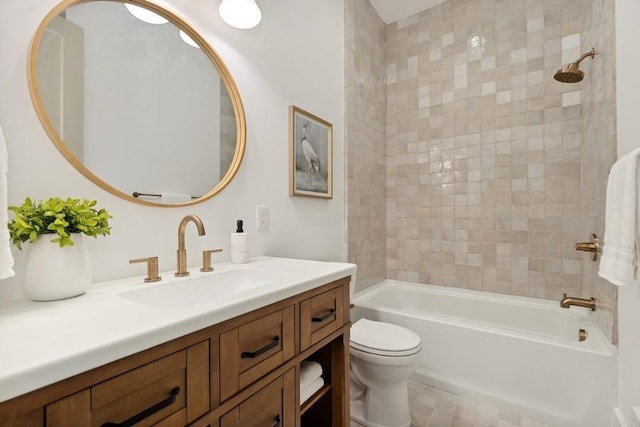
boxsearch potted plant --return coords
[7,197,112,301]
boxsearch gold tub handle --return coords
[575,234,600,261]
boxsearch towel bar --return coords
[132,192,199,199]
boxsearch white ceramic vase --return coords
[24,234,91,301]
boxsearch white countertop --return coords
[0,256,357,403]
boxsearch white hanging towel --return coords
[0,126,15,279]
[160,192,191,204]
[598,148,640,286]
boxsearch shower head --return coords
[554,62,585,83]
[553,48,597,83]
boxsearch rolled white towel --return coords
[160,192,192,204]
[300,360,323,390]
[300,376,324,404]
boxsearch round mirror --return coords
[28,0,246,206]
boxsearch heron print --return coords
[289,106,332,198]
[301,123,320,186]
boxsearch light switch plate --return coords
[257,205,269,231]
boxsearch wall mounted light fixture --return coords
[219,0,262,29]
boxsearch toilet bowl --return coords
[349,318,422,427]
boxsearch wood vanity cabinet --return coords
[0,276,351,427]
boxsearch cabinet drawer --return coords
[220,368,295,427]
[0,408,43,427]
[219,306,295,401]
[91,351,187,426]
[80,340,208,427]
[300,287,344,351]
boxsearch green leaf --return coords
[7,197,112,249]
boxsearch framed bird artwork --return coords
[289,105,333,199]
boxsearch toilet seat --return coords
[350,318,421,357]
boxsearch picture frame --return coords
[289,105,333,199]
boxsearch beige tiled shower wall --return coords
[345,0,387,292]
[385,0,589,299]
[581,0,617,343]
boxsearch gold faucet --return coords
[129,256,162,282]
[560,293,596,311]
[176,214,206,277]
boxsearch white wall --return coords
[615,0,640,425]
[0,0,345,298]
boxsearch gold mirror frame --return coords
[28,0,246,207]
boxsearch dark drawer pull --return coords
[241,335,280,359]
[311,308,336,323]
[273,414,281,427]
[101,386,180,427]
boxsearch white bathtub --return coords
[351,280,617,427]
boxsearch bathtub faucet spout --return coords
[560,293,596,311]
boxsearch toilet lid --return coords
[350,318,421,355]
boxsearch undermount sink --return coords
[119,268,294,309]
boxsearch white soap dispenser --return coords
[230,220,249,264]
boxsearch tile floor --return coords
[351,376,555,427]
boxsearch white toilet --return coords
[349,318,422,427]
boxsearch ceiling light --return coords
[179,30,200,48]
[124,3,168,25]
[218,0,262,29]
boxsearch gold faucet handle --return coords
[575,234,600,261]
[129,256,162,282]
[201,249,223,272]
[575,242,598,252]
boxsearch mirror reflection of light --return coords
[218,0,262,29]
[124,3,168,25]
[467,33,487,56]
[179,30,200,49]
